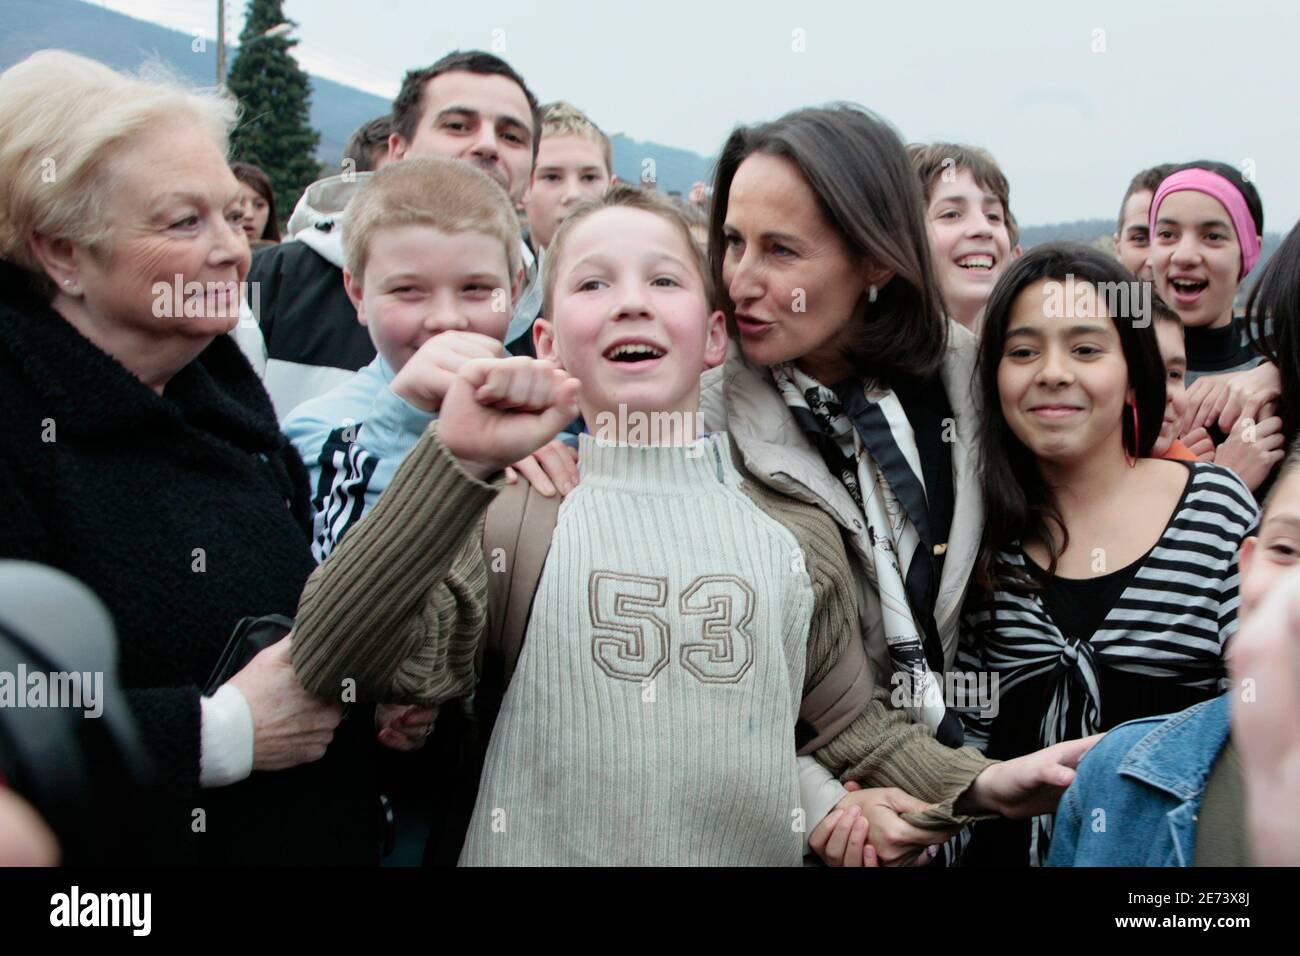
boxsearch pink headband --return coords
[1149,169,1261,281]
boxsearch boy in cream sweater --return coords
[290,185,1094,866]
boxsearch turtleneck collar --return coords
[1184,318,1239,365]
[577,432,738,493]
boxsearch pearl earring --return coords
[868,284,878,304]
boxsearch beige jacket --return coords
[700,319,985,687]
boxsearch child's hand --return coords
[1181,363,1281,435]
[1181,425,1217,461]
[960,735,1102,819]
[375,702,438,752]
[439,357,581,479]
[505,440,580,497]
[808,802,878,867]
[820,782,954,866]
[1229,565,1300,865]
[1211,415,1286,492]
[389,331,506,413]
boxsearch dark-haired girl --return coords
[231,161,280,246]
[953,243,1259,865]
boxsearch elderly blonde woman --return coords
[0,51,383,864]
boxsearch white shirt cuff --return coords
[798,755,848,856]
[199,684,255,788]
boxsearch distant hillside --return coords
[0,0,387,165]
[1019,219,1116,249]
[611,136,715,197]
[0,0,715,194]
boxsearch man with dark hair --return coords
[387,50,540,175]
[342,115,392,175]
[250,50,540,417]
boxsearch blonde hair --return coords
[343,156,521,283]
[0,50,237,296]
[538,101,612,175]
[542,183,714,319]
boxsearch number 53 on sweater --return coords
[588,571,755,685]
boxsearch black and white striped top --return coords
[951,461,1259,865]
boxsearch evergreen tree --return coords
[226,0,321,219]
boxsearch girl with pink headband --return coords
[1149,165,1263,285]
[1149,160,1283,495]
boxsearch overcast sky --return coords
[94,0,1300,231]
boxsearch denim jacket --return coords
[1047,694,1230,867]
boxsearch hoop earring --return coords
[868,284,878,304]
[1125,401,1140,467]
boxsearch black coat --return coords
[250,239,375,373]
[0,266,379,864]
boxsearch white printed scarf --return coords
[772,363,960,744]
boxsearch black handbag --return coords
[200,613,396,857]
[202,613,295,697]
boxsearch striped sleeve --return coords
[1094,464,1258,684]
[307,386,437,562]
[953,613,995,753]
[1202,466,1260,648]
[308,422,377,563]
[290,424,497,705]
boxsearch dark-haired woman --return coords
[953,243,1259,865]
[701,104,1060,865]
[231,161,280,247]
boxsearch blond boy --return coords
[507,101,612,355]
[282,157,524,563]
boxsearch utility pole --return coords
[216,0,226,86]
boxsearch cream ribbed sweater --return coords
[461,434,810,865]
[291,425,994,865]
